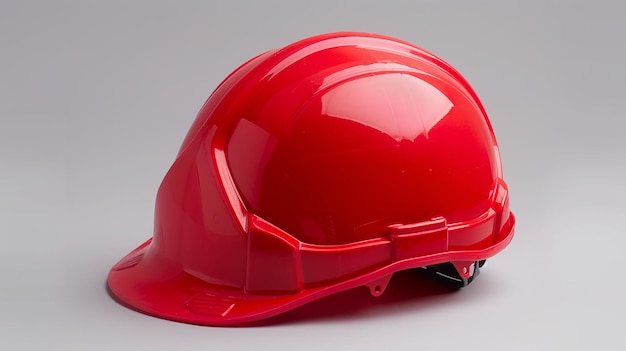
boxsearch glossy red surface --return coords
[108,32,515,326]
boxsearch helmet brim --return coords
[107,214,514,326]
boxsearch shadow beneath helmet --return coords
[251,268,463,327]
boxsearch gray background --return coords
[1,1,624,349]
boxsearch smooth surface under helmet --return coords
[107,32,515,326]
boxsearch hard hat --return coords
[107,32,515,326]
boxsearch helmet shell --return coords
[107,32,515,326]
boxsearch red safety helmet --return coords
[108,32,515,326]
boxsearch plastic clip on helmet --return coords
[107,32,515,326]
